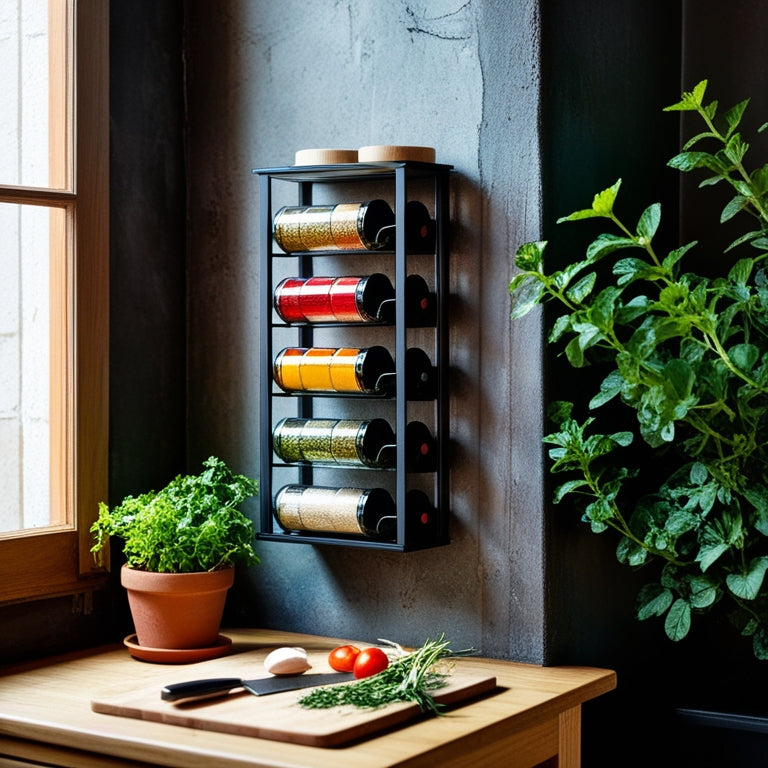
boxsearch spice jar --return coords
[273,485,396,538]
[273,346,395,395]
[272,417,395,468]
[273,200,394,253]
[274,273,394,324]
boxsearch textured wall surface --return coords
[184,0,547,664]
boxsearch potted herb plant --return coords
[91,455,259,651]
[509,80,768,661]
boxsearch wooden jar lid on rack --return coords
[294,148,358,165]
[293,146,437,165]
[358,145,436,163]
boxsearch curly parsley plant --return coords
[91,456,259,573]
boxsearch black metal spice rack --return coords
[253,161,451,551]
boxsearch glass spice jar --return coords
[273,485,396,538]
[273,199,394,253]
[273,345,395,395]
[272,417,395,468]
[273,273,394,324]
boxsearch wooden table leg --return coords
[557,705,582,767]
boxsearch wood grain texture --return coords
[91,653,497,747]
[0,629,616,768]
[293,148,358,165]
[357,145,436,163]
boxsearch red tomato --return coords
[353,647,389,679]
[328,644,360,673]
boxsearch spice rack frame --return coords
[253,160,452,551]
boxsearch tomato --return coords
[328,644,360,673]
[353,647,389,679]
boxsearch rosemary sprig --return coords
[298,634,475,714]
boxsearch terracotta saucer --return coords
[123,633,232,664]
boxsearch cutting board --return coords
[91,646,497,748]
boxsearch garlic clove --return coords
[263,646,312,676]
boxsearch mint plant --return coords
[91,456,259,573]
[509,81,768,659]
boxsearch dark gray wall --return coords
[183,0,547,664]
[109,2,187,500]
[538,1,686,761]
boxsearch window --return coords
[0,1,108,602]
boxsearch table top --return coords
[0,628,616,768]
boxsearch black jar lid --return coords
[357,487,396,538]
[356,273,395,322]
[357,418,396,467]
[355,345,395,394]
[358,199,395,249]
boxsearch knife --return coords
[161,672,354,702]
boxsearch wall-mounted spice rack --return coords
[252,160,451,551]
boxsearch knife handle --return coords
[161,677,244,702]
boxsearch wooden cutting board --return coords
[90,647,498,748]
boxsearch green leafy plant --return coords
[509,80,768,660]
[91,456,259,573]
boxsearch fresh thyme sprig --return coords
[298,634,475,714]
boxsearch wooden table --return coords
[0,629,615,768]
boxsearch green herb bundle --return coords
[509,80,768,659]
[90,456,259,573]
[299,635,473,714]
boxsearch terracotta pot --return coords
[120,564,234,650]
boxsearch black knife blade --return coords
[161,672,353,702]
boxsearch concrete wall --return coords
[183,0,547,664]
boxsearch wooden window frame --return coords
[0,0,109,604]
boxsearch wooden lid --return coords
[358,145,436,163]
[294,148,358,165]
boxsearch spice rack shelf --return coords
[253,160,451,551]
